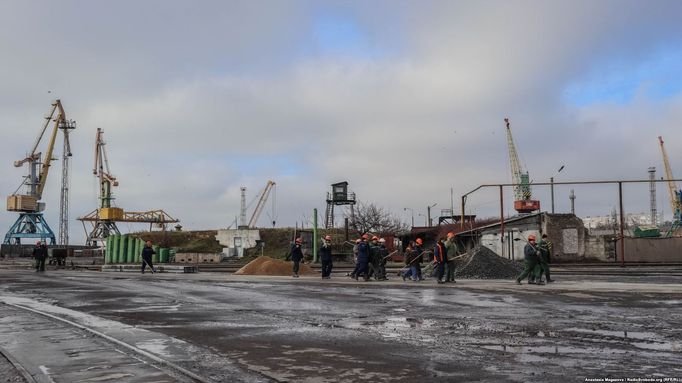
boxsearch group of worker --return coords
[515,233,554,285]
[401,232,459,283]
[349,234,389,281]
[287,231,464,283]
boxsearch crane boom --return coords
[505,118,539,213]
[36,100,66,200]
[659,136,681,221]
[248,180,276,228]
[505,118,525,199]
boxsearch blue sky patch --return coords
[564,47,682,107]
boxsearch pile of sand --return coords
[453,246,524,279]
[234,256,317,276]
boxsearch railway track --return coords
[0,298,216,383]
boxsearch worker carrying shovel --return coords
[141,240,157,274]
[515,234,543,285]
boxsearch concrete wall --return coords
[584,234,616,261]
[542,214,587,262]
[215,229,260,258]
[622,237,682,263]
[481,230,540,261]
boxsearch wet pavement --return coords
[0,269,681,382]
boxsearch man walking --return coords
[33,241,47,272]
[141,240,157,274]
[433,239,447,284]
[537,234,554,283]
[352,234,370,281]
[320,235,333,279]
[413,238,424,281]
[291,237,304,278]
[443,232,458,283]
[377,238,388,280]
[516,234,543,285]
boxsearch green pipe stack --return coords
[104,234,172,265]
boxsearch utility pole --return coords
[427,203,437,227]
[648,167,657,225]
[569,189,576,215]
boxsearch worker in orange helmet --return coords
[320,235,333,279]
[443,232,458,283]
[515,234,543,285]
[352,234,370,281]
[413,238,424,281]
[291,237,304,278]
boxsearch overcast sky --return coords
[1,0,682,243]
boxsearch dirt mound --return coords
[234,256,317,276]
[453,246,524,279]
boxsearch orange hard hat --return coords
[447,232,455,238]
[416,238,423,245]
[528,234,536,241]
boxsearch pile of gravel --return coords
[453,246,524,279]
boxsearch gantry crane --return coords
[78,128,179,246]
[505,118,540,214]
[237,181,277,229]
[4,100,74,245]
[658,136,681,235]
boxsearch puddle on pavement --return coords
[563,328,680,352]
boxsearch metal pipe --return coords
[619,182,625,267]
[313,208,318,263]
[550,176,555,213]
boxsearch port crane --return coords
[4,100,74,245]
[237,181,277,229]
[82,128,122,245]
[78,128,179,246]
[505,118,540,214]
[658,136,681,235]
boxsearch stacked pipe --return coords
[105,234,172,265]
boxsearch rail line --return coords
[2,300,214,383]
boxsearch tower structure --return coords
[324,182,356,229]
[58,119,75,245]
[648,167,657,226]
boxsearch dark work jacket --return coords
[413,245,423,265]
[524,243,538,261]
[319,244,332,262]
[33,246,47,258]
[357,242,369,261]
[291,244,303,262]
[378,245,388,263]
[141,246,155,260]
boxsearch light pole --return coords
[418,213,427,227]
[403,207,414,228]
[551,165,565,214]
[427,203,437,227]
